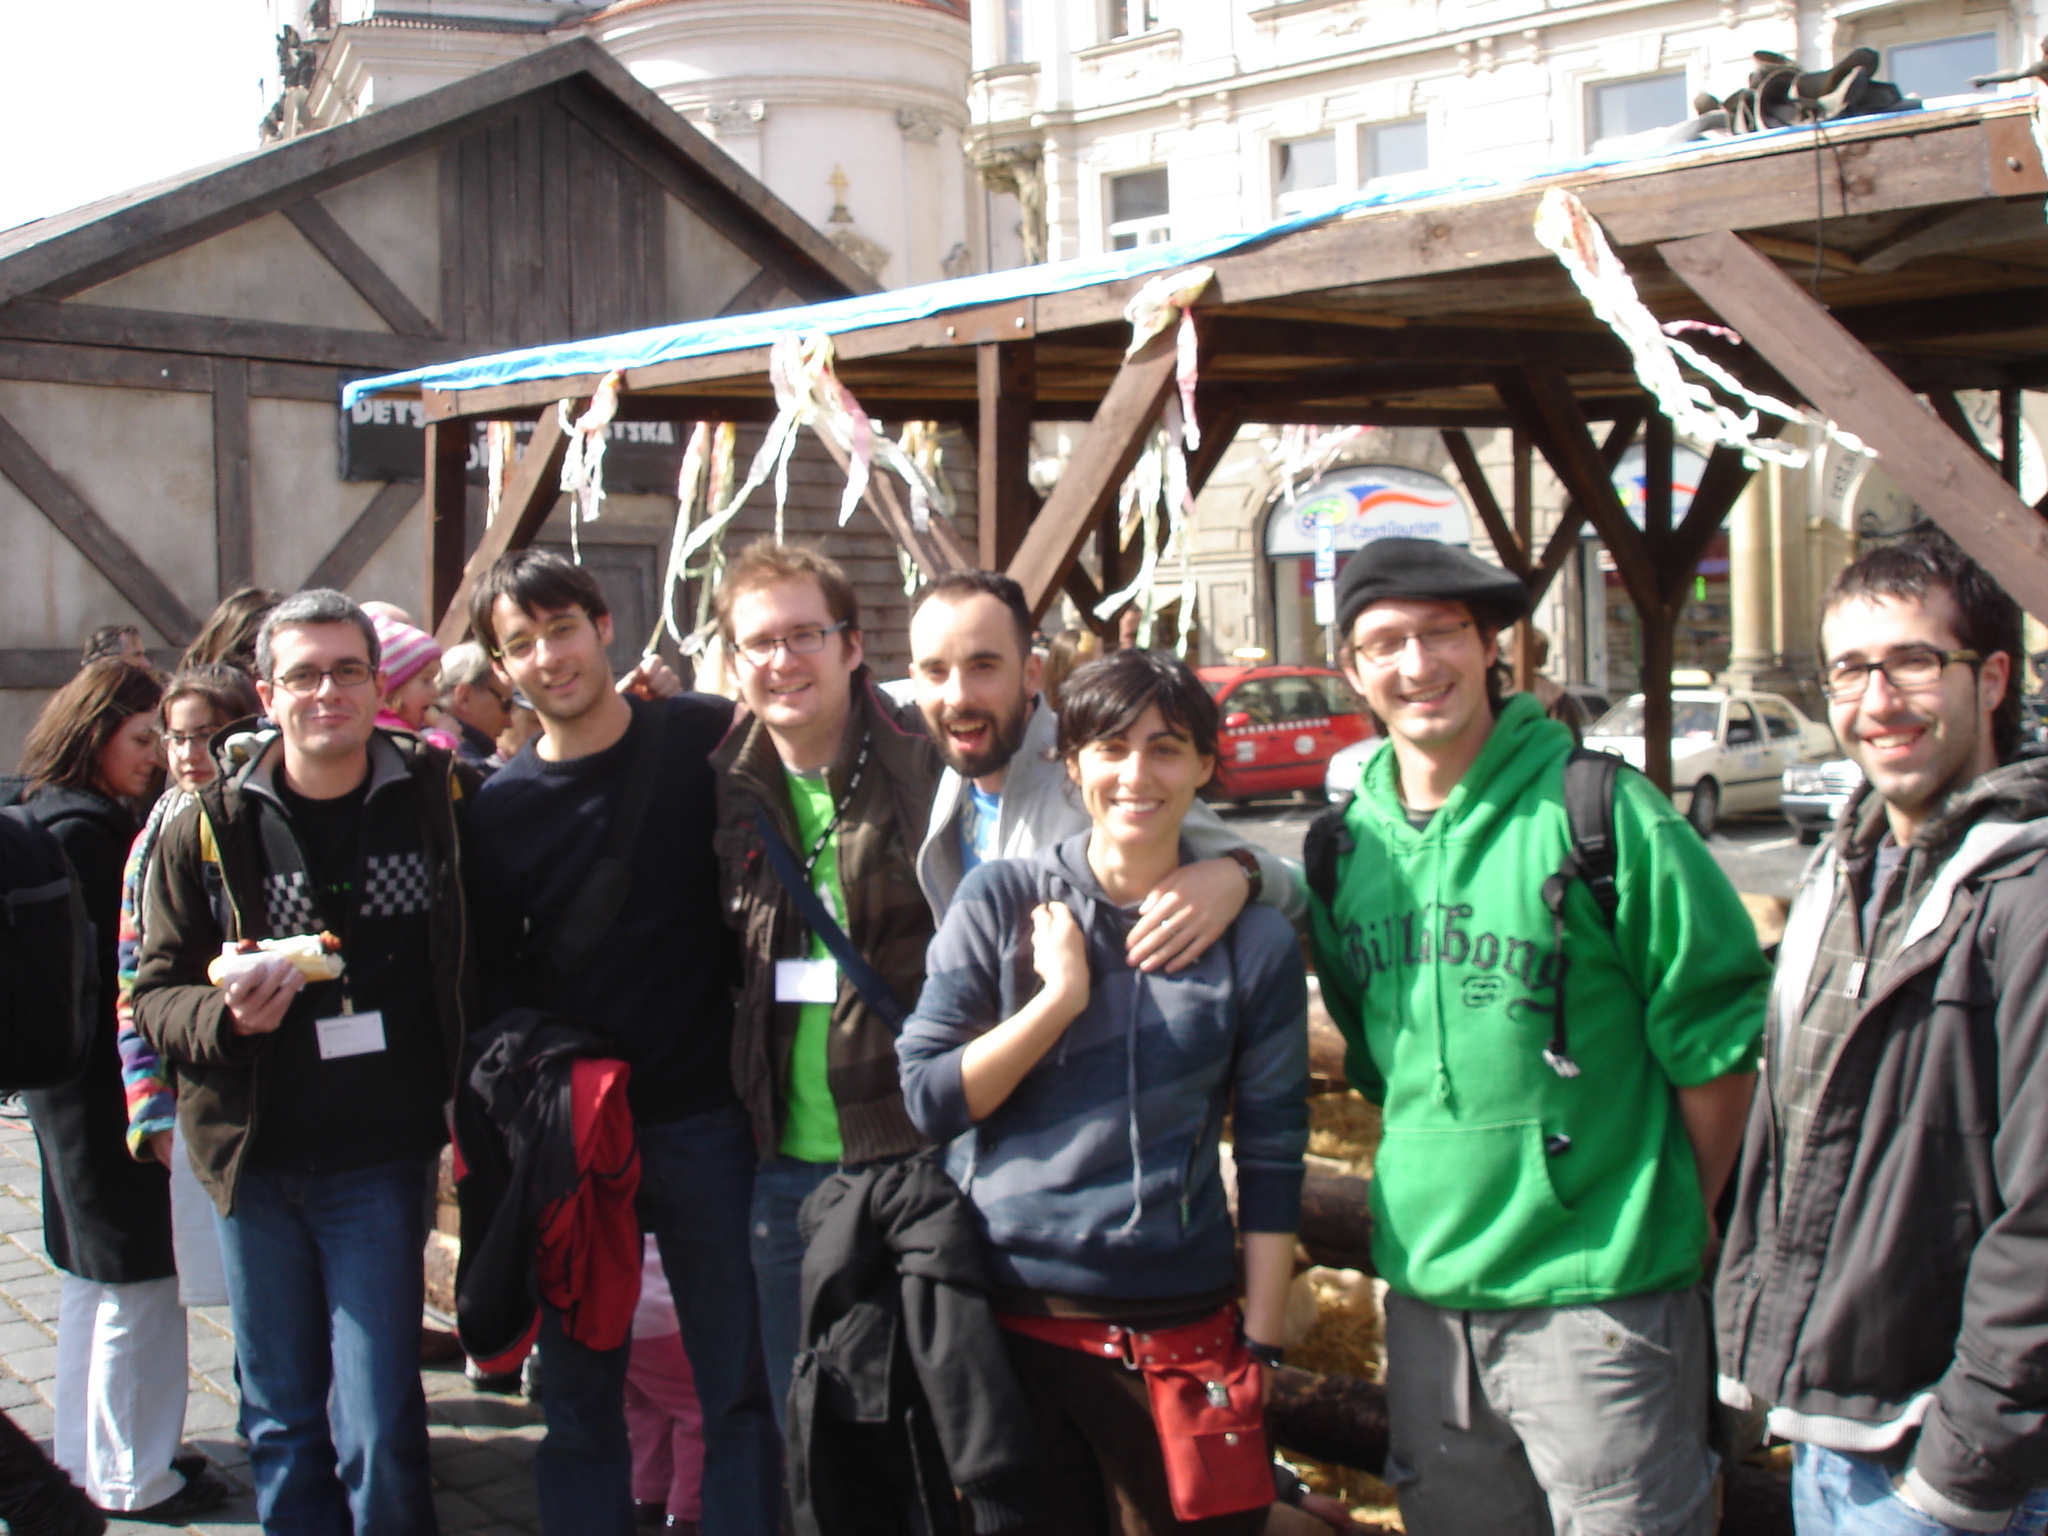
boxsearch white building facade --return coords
[970,0,2029,685]
[265,0,979,291]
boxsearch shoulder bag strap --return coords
[752,810,907,1029]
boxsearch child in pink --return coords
[626,1236,705,1533]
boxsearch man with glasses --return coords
[708,538,939,1426]
[133,587,473,1536]
[1303,538,1766,1536]
[1717,532,2048,1536]
[462,550,781,1535]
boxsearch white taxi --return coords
[1585,688,1836,834]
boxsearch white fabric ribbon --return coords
[1533,188,1868,468]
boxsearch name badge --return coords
[775,959,839,1005]
[316,1011,387,1061]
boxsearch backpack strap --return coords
[1303,801,1354,910]
[1534,748,1625,1081]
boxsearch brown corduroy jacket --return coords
[711,670,938,1166]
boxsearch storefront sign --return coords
[1611,444,1708,526]
[1265,464,1470,555]
[339,398,685,494]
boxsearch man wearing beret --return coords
[1304,537,1768,1536]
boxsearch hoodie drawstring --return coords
[1116,974,1146,1233]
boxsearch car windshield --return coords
[1591,698,1721,740]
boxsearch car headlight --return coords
[1783,764,1823,793]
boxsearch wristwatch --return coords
[1243,1336,1286,1370]
[1224,846,1263,904]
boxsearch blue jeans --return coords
[215,1156,437,1536]
[1794,1445,2048,1535]
[534,1104,780,1536]
[748,1154,837,1434]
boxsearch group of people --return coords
[4,517,2042,1536]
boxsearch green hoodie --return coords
[1308,693,1766,1311]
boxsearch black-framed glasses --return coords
[1350,621,1474,668]
[271,660,376,695]
[163,729,213,750]
[1819,646,1980,702]
[733,621,848,667]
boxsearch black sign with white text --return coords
[339,398,685,494]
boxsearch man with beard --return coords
[908,572,1301,963]
[1717,533,2048,1534]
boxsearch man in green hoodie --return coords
[1305,537,1768,1536]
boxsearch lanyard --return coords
[799,732,870,880]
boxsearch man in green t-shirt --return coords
[709,538,940,1427]
[1305,538,1766,1536]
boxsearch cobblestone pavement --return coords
[0,1110,547,1535]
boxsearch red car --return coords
[1197,665,1372,802]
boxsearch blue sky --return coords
[0,0,270,233]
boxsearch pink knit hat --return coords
[370,612,442,692]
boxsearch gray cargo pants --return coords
[1383,1286,1718,1536]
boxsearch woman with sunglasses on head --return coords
[18,660,230,1522]
[114,668,261,1339]
[898,649,1310,1535]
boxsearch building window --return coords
[1004,0,1026,62]
[1108,168,1171,250]
[1887,33,1998,100]
[1362,118,1429,181]
[1587,72,1689,149]
[1108,0,1161,39]
[1274,135,1338,213]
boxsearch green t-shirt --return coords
[780,769,846,1163]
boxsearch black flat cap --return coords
[1333,537,1529,636]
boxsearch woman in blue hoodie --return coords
[898,649,1309,1534]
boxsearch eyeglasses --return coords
[163,730,212,750]
[733,621,848,667]
[1819,646,1980,702]
[496,615,588,664]
[1350,621,1475,668]
[270,660,376,695]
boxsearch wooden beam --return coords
[1928,390,2000,468]
[430,411,567,646]
[1836,286,2048,347]
[424,417,473,633]
[1666,442,1759,604]
[1006,329,1181,619]
[977,341,1038,571]
[1201,315,1626,374]
[1440,430,1530,579]
[0,300,459,372]
[0,407,199,644]
[2002,388,2024,489]
[0,338,343,403]
[715,268,790,318]
[0,650,85,689]
[1186,407,1243,499]
[1063,564,1107,632]
[1512,432,1537,692]
[1660,230,2048,622]
[812,428,972,583]
[212,358,253,595]
[282,198,439,339]
[305,481,422,593]
[1530,408,1646,598]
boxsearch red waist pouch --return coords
[997,1304,1272,1521]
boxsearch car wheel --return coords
[1797,825,1822,845]
[1687,778,1720,836]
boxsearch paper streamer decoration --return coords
[483,421,517,526]
[557,371,622,562]
[1533,188,1868,468]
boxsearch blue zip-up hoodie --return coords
[897,833,1309,1301]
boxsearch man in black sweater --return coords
[462,552,778,1536]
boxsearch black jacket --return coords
[1717,760,2048,1516]
[21,786,172,1283]
[789,1153,1037,1536]
[134,729,476,1211]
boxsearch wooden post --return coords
[432,408,570,646]
[1006,329,1181,619]
[976,342,1037,570]
[212,358,253,596]
[2001,388,2024,489]
[1640,601,1676,799]
[424,417,471,633]
[1658,230,2048,623]
[1512,432,1537,692]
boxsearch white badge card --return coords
[316,1011,387,1061]
[775,958,840,1005]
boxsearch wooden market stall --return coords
[351,91,2048,794]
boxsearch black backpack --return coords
[0,806,93,1091]
[1305,747,1627,1081]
